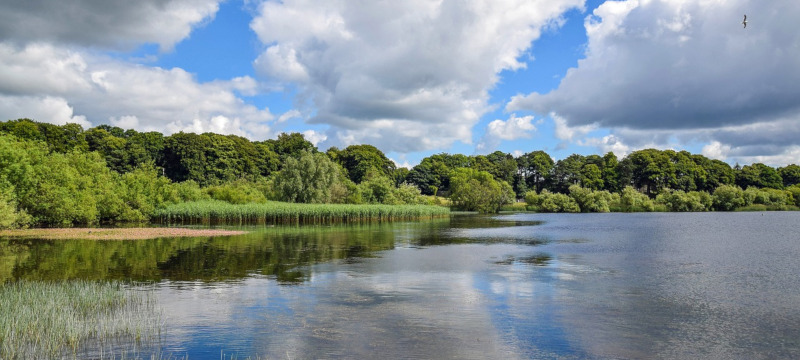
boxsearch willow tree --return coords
[272,150,341,203]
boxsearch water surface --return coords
[2,212,799,358]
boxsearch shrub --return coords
[568,185,618,213]
[204,179,267,204]
[526,190,579,213]
[712,184,745,211]
[611,186,655,212]
[655,190,712,212]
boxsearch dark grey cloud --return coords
[508,0,800,165]
[0,0,220,50]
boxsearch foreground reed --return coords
[154,200,450,224]
[0,280,163,359]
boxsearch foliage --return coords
[204,179,267,205]
[712,184,746,211]
[743,187,794,208]
[272,150,342,204]
[736,163,783,189]
[334,144,397,184]
[449,168,514,213]
[524,190,580,213]
[655,190,713,212]
[778,164,800,187]
[612,186,655,212]
[568,185,618,213]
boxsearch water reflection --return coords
[4,212,800,359]
[1,220,450,283]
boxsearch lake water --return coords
[3,212,800,359]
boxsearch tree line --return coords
[1,118,799,228]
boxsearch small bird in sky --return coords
[742,14,748,28]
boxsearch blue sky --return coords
[1,0,799,167]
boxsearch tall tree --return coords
[516,150,553,193]
[336,144,396,184]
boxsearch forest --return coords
[1,118,799,228]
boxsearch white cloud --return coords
[701,140,731,161]
[553,113,596,142]
[277,109,302,123]
[0,43,275,139]
[476,114,537,152]
[250,0,584,153]
[0,0,221,51]
[301,130,327,146]
[508,0,800,165]
[0,95,90,128]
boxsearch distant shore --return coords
[0,227,248,240]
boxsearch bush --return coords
[655,190,712,212]
[526,190,580,213]
[611,186,655,212]
[204,179,267,204]
[712,184,745,211]
[568,185,618,213]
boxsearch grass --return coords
[0,280,163,359]
[154,200,450,224]
[0,228,248,240]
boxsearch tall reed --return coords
[0,280,163,359]
[154,200,450,224]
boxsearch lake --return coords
[2,212,800,359]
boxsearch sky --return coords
[1,0,798,168]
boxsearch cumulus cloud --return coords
[508,0,800,165]
[0,0,221,51]
[477,114,537,152]
[0,43,275,138]
[0,95,90,128]
[250,0,584,153]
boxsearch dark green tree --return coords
[336,144,396,184]
[516,150,553,193]
[778,164,800,187]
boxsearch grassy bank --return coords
[0,280,162,359]
[154,200,450,224]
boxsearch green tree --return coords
[265,132,316,162]
[516,150,553,193]
[601,152,621,192]
[712,184,745,211]
[549,154,585,193]
[449,168,514,213]
[272,150,342,203]
[580,164,604,190]
[778,164,800,187]
[336,144,396,184]
[736,163,783,189]
[619,149,674,196]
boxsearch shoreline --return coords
[0,227,249,240]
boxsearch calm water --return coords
[3,212,800,359]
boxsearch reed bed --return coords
[0,280,163,359]
[154,200,450,224]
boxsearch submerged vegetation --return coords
[0,280,162,359]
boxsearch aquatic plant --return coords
[154,200,450,224]
[0,280,163,359]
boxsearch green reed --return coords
[154,200,450,224]
[0,280,163,359]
